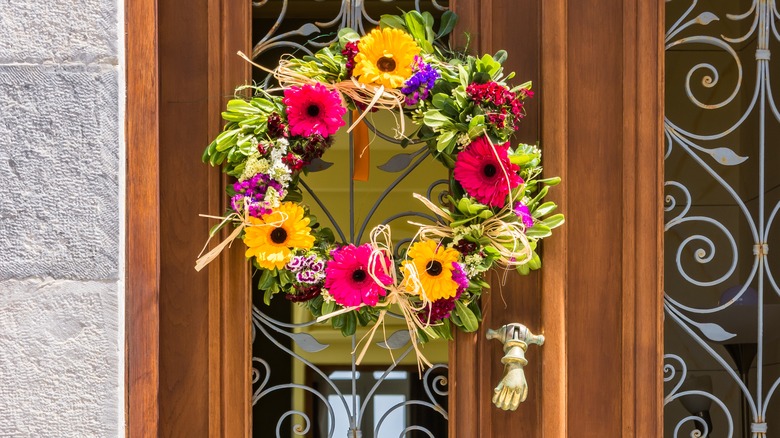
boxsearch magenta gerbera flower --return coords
[324,243,393,307]
[283,83,346,137]
[453,137,523,207]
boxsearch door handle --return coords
[486,323,544,411]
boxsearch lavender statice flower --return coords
[401,57,440,106]
[231,173,284,217]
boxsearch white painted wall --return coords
[0,1,124,436]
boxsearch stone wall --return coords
[0,1,123,436]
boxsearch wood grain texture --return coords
[450,1,543,437]
[158,0,211,435]
[565,1,624,435]
[622,0,665,435]
[448,3,484,436]
[207,0,253,436]
[449,0,664,436]
[540,0,568,436]
[125,0,161,435]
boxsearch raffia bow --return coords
[237,52,407,138]
[316,224,435,374]
[410,133,534,270]
[194,199,287,272]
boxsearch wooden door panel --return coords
[449,0,664,437]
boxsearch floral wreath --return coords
[197,10,563,369]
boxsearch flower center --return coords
[483,163,497,178]
[352,269,367,282]
[426,260,443,276]
[306,104,320,117]
[377,54,396,72]
[270,227,288,244]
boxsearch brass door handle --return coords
[486,323,544,411]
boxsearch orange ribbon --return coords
[351,109,370,181]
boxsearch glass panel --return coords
[249,2,451,437]
[664,1,780,437]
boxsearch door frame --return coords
[125,0,664,436]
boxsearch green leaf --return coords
[472,71,491,84]
[540,214,565,229]
[528,251,542,270]
[356,310,371,326]
[457,64,470,88]
[422,11,435,43]
[452,87,468,107]
[537,176,562,186]
[467,115,486,139]
[436,130,457,152]
[454,301,479,332]
[436,10,458,39]
[342,312,357,336]
[379,14,406,30]
[257,269,277,290]
[226,99,260,115]
[493,50,508,65]
[468,300,483,321]
[432,93,453,110]
[249,97,276,112]
[529,185,550,206]
[532,202,557,218]
[322,300,336,316]
[516,263,531,276]
[263,287,275,305]
[423,109,453,129]
[338,28,360,45]
[526,224,552,238]
[203,140,217,163]
[404,11,427,43]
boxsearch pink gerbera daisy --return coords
[324,243,393,307]
[453,137,523,207]
[283,83,346,137]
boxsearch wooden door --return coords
[448,0,665,436]
[125,0,665,436]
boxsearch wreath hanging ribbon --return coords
[197,10,564,369]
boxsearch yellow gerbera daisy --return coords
[353,28,420,89]
[402,240,460,301]
[244,202,314,270]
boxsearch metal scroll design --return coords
[250,2,450,436]
[253,0,448,59]
[664,1,780,436]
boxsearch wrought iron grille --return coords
[249,2,450,436]
[664,1,780,437]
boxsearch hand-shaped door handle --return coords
[486,323,544,411]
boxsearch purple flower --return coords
[287,255,306,271]
[231,173,284,217]
[401,57,440,106]
[288,253,327,285]
[451,262,469,293]
[513,202,534,228]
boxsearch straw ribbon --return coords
[315,224,435,373]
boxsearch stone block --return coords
[0,0,118,64]
[0,65,119,280]
[0,278,119,437]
